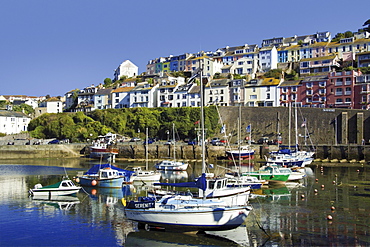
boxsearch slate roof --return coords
[278,80,302,87]
[301,75,328,82]
[0,110,30,118]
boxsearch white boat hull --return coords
[133,173,161,182]
[155,160,188,171]
[125,206,251,231]
[30,188,81,196]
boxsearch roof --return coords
[278,80,302,87]
[0,110,30,118]
[207,78,230,87]
[260,78,281,86]
[301,75,328,82]
[245,78,280,87]
[112,87,135,93]
[300,54,337,62]
[188,85,200,94]
[95,88,113,95]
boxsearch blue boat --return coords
[76,164,135,188]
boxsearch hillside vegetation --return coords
[27,107,220,142]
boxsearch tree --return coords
[13,103,35,115]
[104,78,112,87]
[264,69,283,79]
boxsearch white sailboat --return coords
[123,66,252,232]
[154,123,189,171]
[132,128,161,182]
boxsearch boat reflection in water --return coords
[30,195,80,211]
[159,170,188,182]
[125,226,246,246]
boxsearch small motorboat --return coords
[29,179,81,197]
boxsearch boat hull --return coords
[78,176,125,188]
[125,206,251,231]
[133,174,161,182]
[155,161,188,171]
[244,173,289,184]
[30,188,80,196]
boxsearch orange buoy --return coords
[75,177,80,183]
[327,215,333,220]
[91,189,97,195]
[331,206,335,211]
[321,185,325,188]
[91,180,97,186]
[314,189,318,193]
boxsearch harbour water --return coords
[0,158,369,246]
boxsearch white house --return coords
[112,87,134,109]
[36,98,63,116]
[114,60,139,81]
[204,78,230,106]
[94,88,113,110]
[258,46,278,72]
[130,82,158,108]
[0,110,31,134]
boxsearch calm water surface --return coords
[0,159,369,246]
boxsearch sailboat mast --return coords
[294,100,298,151]
[146,127,148,170]
[200,64,206,174]
[288,102,291,149]
[172,123,176,162]
[238,105,241,170]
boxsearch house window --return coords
[335,78,343,86]
[345,78,352,85]
[345,87,351,95]
[336,88,343,95]
[336,98,343,104]
[250,95,257,99]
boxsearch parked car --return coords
[143,138,155,144]
[48,139,60,144]
[164,140,175,145]
[188,139,198,145]
[257,137,269,144]
[211,138,220,145]
[213,141,225,146]
[130,137,141,142]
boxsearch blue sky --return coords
[1,0,369,97]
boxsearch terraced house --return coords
[62,27,370,112]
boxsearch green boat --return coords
[241,164,290,184]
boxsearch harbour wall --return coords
[1,143,370,162]
[218,107,370,146]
